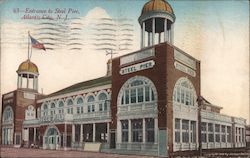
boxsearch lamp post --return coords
[197,95,203,157]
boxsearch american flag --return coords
[30,35,46,51]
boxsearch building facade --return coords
[1,0,247,157]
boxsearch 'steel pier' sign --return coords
[120,60,155,75]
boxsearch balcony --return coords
[117,102,157,118]
[73,111,111,121]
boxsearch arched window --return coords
[120,78,156,105]
[76,97,84,114]
[87,96,95,112]
[58,100,64,114]
[173,78,196,106]
[2,106,13,123]
[42,104,48,116]
[67,99,74,114]
[25,105,35,120]
[98,93,108,111]
[50,103,56,116]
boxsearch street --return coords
[0,147,154,158]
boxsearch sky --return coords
[0,0,249,123]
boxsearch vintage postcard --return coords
[0,0,249,157]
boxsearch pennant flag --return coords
[29,35,46,51]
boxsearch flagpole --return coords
[28,31,30,60]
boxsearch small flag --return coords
[29,35,46,51]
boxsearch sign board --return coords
[174,49,196,70]
[174,61,196,77]
[120,60,155,75]
[120,48,155,66]
[23,92,35,100]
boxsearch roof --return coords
[44,76,111,98]
[141,0,174,16]
[17,59,39,74]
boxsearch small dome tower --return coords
[17,59,39,91]
[138,0,175,48]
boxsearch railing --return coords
[73,111,111,120]
[118,102,157,115]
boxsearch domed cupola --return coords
[17,59,39,91]
[138,0,176,48]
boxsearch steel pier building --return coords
[1,0,246,157]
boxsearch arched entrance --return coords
[2,106,14,145]
[44,126,60,150]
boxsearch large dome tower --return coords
[16,59,39,91]
[138,0,175,48]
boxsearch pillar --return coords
[27,74,29,88]
[107,122,110,143]
[20,74,23,88]
[80,124,83,143]
[142,118,146,143]
[141,22,145,48]
[34,128,36,144]
[64,124,67,148]
[72,124,75,143]
[27,128,29,145]
[164,19,167,42]
[170,23,174,44]
[128,120,131,143]
[152,18,155,45]
[154,118,158,143]
[93,123,95,142]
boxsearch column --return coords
[158,33,161,44]
[20,74,23,88]
[17,75,20,88]
[164,18,167,42]
[141,22,145,48]
[72,124,75,144]
[64,124,67,148]
[80,124,83,144]
[180,120,182,143]
[27,128,29,145]
[170,23,174,44]
[93,123,96,142]
[148,32,150,47]
[152,18,155,45]
[154,118,158,143]
[107,122,110,143]
[34,128,36,144]
[128,120,131,143]
[27,74,29,88]
[117,121,121,143]
[142,118,146,143]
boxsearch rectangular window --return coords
[81,107,83,113]
[146,118,154,142]
[77,107,80,114]
[190,121,196,143]
[125,90,129,104]
[99,104,103,111]
[87,105,91,112]
[137,88,143,103]
[182,120,189,143]
[121,120,128,142]
[227,126,231,143]
[92,105,95,112]
[221,125,226,142]
[215,124,220,142]
[208,123,214,142]
[130,89,136,103]
[181,89,185,104]
[177,87,180,102]
[131,119,142,142]
[201,122,207,143]
[185,91,190,105]
[175,119,180,143]
[145,86,150,101]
